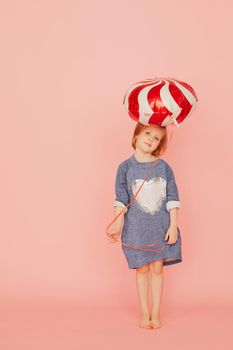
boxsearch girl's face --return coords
[135,125,164,154]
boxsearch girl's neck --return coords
[133,150,158,162]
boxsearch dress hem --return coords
[128,257,182,269]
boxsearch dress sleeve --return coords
[166,165,181,212]
[113,163,130,213]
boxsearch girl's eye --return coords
[146,131,159,141]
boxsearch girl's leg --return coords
[136,263,150,328]
[149,259,164,328]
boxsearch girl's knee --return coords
[136,263,150,273]
[149,259,163,274]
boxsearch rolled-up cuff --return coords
[113,200,128,213]
[166,200,180,212]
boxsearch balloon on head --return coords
[123,77,198,128]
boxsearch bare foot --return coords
[139,313,151,329]
[150,313,161,329]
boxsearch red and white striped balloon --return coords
[123,77,198,128]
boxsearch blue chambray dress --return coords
[113,154,182,269]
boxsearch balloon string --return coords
[165,120,176,150]
[106,158,166,252]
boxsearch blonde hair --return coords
[131,122,168,157]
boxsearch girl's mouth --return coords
[144,142,152,147]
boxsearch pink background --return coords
[0,0,232,348]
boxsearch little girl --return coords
[108,122,182,329]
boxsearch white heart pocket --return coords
[131,177,166,215]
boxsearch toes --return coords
[150,319,161,328]
[139,320,152,329]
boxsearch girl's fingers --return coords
[107,235,120,243]
[167,238,177,244]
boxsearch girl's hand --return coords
[164,225,178,244]
[107,230,121,243]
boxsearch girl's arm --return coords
[168,207,179,228]
[166,164,181,212]
[113,206,125,232]
[113,163,130,232]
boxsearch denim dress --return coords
[113,154,182,269]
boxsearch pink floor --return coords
[0,301,232,349]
